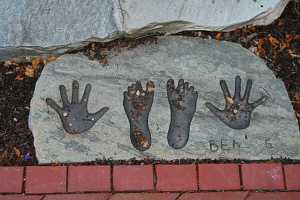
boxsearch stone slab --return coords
[0,0,290,61]
[0,0,117,47]
[120,0,290,32]
[29,36,300,163]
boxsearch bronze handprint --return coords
[205,76,268,129]
[46,80,109,134]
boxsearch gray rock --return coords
[0,0,290,61]
[29,36,300,163]
[0,0,117,47]
[119,0,290,32]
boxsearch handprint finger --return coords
[234,76,241,100]
[46,98,63,115]
[59,85,70,106]
[72,80,79,104]
[91,107,109,122]
[220,80,231,102]
[243,79,252,102]
[81,83,91,105]
[205,102,222,113]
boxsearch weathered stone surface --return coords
[29,36,300,163]
[119,0,290,32]
[0,0,117,47]
[0,0,290,61]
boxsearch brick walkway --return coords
[0,163,300,199]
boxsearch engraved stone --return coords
[29,36,300,163]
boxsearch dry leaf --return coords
[277,19,285,26]
[215,32,223,40]
[226,96,234,104]
[25,67,35,78]
[32,57,42,70]
[15,74,24,80]
[0,150,7,160]
[288,49,300,58]
[279,42,289,51]
[256,38,266,57]
[45,56,57,64]
[13,147,21,158]
[268,36,280,48]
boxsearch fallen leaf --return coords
[256,38,266,57]
[15,74,24,80]
[279,42,289,51]
[13,147,21,158]
[226,96,234,104]
[268,35,280,48]
[25,67,35,78]
[277,19,285,26]
[0,150,8,162]
[45,56,57,64]
[31,57,42,70]
[286,33,295,43]
[215,32,223,40]
[288,49,300,58]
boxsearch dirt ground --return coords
[0,2,299,166]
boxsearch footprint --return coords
[123,80,155,151]
[167,79,198,149]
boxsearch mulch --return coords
[0,1,299,166]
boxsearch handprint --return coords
[46,80,109,134]
[205,76,268,129]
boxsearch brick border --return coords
[0,163,300,195]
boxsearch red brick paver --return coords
[1,163,300,197]
[247,192,300,199]
[0,167,24,193]
[25,166,67,194]
[241,163,284,190]
[0,195,43,200]
[284,164,300,190]
[43,193,111,200]
[156,164,197,191]
[198,164,240,190]
[68,166,111,192]
[109,193,179,200]
[113,165,154,191]
[178,192,249,200]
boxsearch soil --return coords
[0,1,299,166]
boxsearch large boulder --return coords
[29,36,300,163]
[0,0,290,60]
